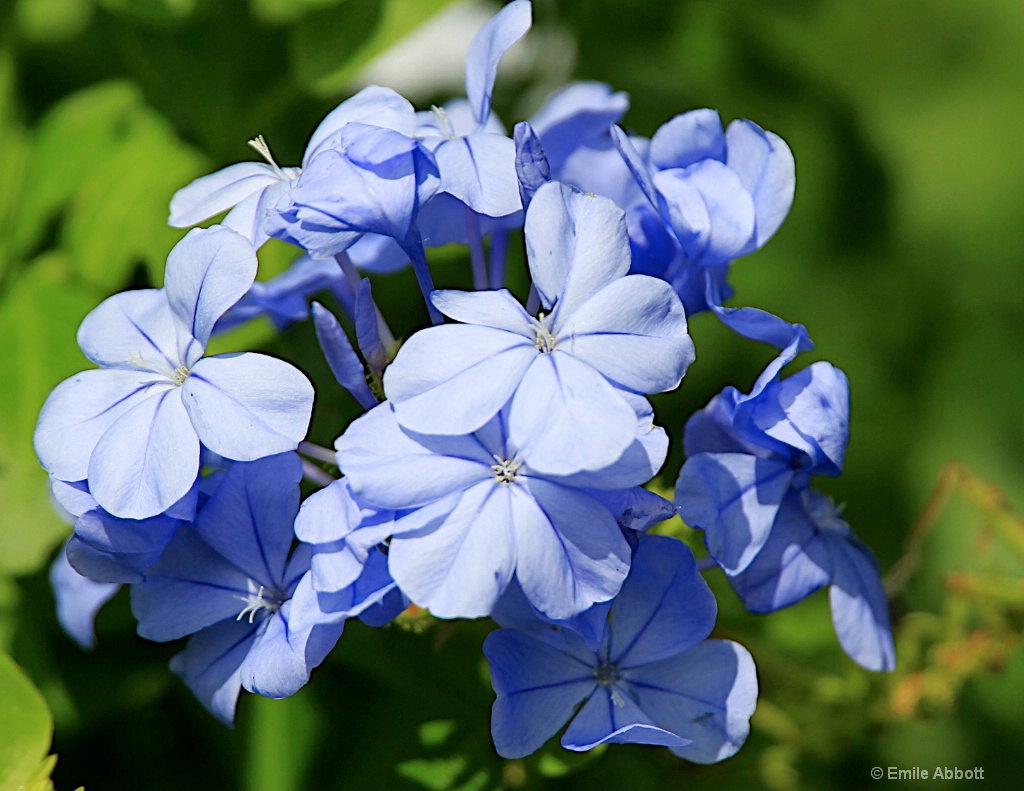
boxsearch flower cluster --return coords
[38,0,893,761]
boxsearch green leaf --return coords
[0,254,100,575]
[14,0,93,43]
[0,649,53,790]
[16,80,208,289]
[290,0,462,96]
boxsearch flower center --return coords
[491,454,522,485]
[531,313,556,354]
[430,105,458,140]
[172,365,190,386]
[235,584,287,624]
[593,660,621,687]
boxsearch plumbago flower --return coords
[610,109,795,319]
[674,337,895,671]
[168,84,416,264]
[384,181,694,477]
[334,391,668,620]
[131,452,396,724]
[414,0,532,245]
[484,534,757,760]
[33,226,314,520]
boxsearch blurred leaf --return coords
[291,0,462,96]
[0,254,99,575]
[14,0,93,43]
[0,50,32,286]
[0,648,53,790]
[16,81,207,289]
[250,0,345,25]
[96,0,199,25]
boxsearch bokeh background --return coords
[1,0,1022,788]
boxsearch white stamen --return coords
[234,585,285,624]
[431,105,457,139]
[530,312,556,353]
[491,454,522,485]
[172,365,189,386]
[248,134,284,177]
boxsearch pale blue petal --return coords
[492,580,611,656]
[240,574,346,698]
[354,279,386,371]
[484,627,595,759]
[304,85,417,165]
[387,481,515,618]
[50,545,120,649]
[654,161,755,264]
[164,226,258,361]
[433,133,521,218]
[561,687,690,751]
[826,534,895,672]
[464,0,532,126]
[674,453,794,574]
[589,487,677,532]
[649,109,726,170]
[509,352,637,476]
[223,176,298,250]
[513,121,550,209]
[168,162,282,228]
[748,362,849,475]
[34,370,167,483]
[77,289,180,377]
[49,477,96,518]
[608,535,716,667]
[131,527,252,641]
[169,619,257,726]
[725,119,795,253]
[183,353,313,461]
[610,125,658,208]
[514,479,629,620]
[88,388,200,520]
[346,233,409,274]
[627,640,758,764]
[383,324,536,435]
[530,81,629,171]
[431,288,533,334]
[525,182,630,317]
[556,274,694,394]
[311,302,377,411]
[194,453,301,588]
[70,508,179,582]
[335,403,491,509]
[727,492,833,612]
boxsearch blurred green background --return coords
[1,0,1022,788]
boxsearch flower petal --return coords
[725,119,795,253]
[383,324,536,436]
[88,388,200,519]
[514,479,629,620]
[387,481,516,618]
[183,353,313,461]
[77,289,180,377]
[464,0,532,126]
[484,627,595,759]
[526,182,630,317]
[433,133,521,218]
[169,162,282,228]
[561,687,690,751]
[34,370,168,483]
[826,533,895,672]
[557,274,694,394]
[169,619,257,726]
[509,351,637,476]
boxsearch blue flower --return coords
[334,393,668,620]
[675,343,895,671]
[484,534,757,760]
[34,226,314,519]
[50,542,120,650]
[414,0,533,245]
[383,181,694,476]
[130,453,393,724]
[169,85,417,252]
